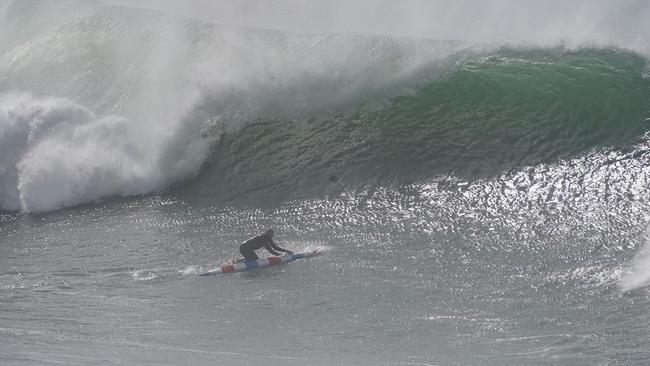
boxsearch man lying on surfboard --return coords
[238,229,293,262]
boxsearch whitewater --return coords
[1,0,650,364]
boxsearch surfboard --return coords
[199,249,322,276]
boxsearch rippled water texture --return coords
[2,139,650,364]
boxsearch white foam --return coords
[132,269,158,281]
[0,93,209,213]
[180,266,199,275]
[621,230,650,292]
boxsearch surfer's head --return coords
[265,228,275,237]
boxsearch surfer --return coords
[238,229,293,262]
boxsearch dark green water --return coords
[183,48,650,206]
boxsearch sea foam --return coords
[0,94,164,212]
[621,229,650,292]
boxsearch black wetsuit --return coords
[239,233,292,261]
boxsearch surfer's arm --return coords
[264,242,283,256]
[268,240,293,255]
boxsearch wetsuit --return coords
[239,233,292,261]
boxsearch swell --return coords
[2,0,650,213]
[179,47,650,206]
[0,0,466,212]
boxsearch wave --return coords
[1,0,650,212]
[0,0,465,212]
[181,47,650,206]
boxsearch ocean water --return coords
[1,1,650,365]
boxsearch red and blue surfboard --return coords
[199,249,322,276]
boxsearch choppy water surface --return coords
[2,153,650,365]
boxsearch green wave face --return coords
[363,48,650,177]
[184,48,650,206]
